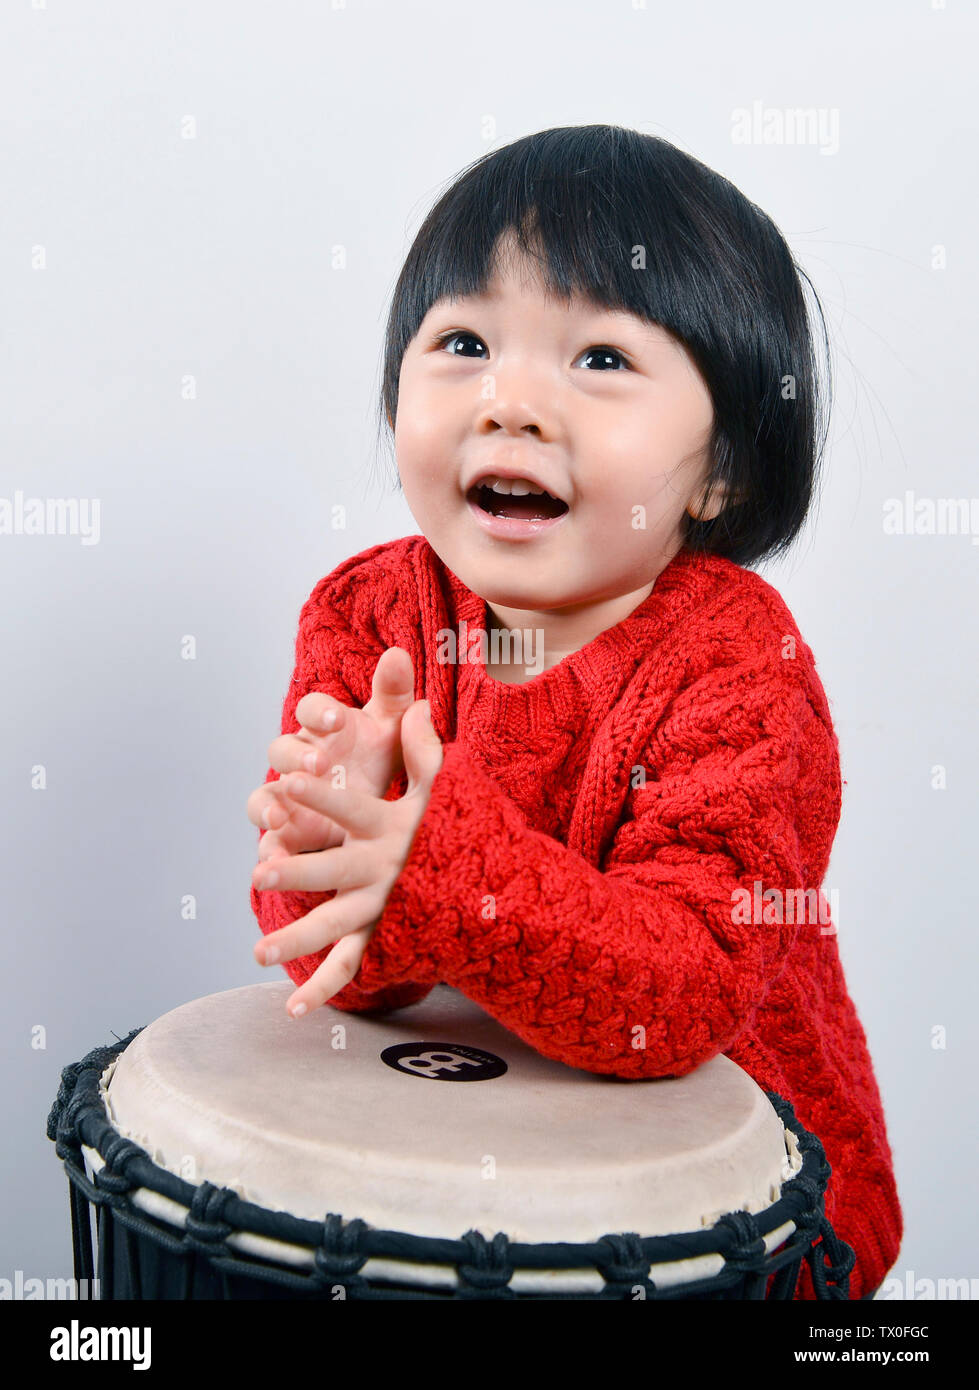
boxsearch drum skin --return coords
[49,983,853,1298]
[98,983,798,1242]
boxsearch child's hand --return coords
[245,647,417,862]
[252,698,444,1016]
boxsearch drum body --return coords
[47,982,854,1299]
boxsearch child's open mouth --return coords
[467,482,569,522]
[466,480,570,540]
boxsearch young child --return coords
[246,124,901,1300]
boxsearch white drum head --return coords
[87,982,802,1291]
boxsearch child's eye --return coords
[573,345,631,371]
[433,330,487,358]
[432,331,630,370]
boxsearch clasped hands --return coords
[245,648,443,1018]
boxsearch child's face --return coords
[394,235,721,621]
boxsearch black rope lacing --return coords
[47,1028,854,1300]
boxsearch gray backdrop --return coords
[2,0,975,1299]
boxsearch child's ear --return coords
[686,478,734,522]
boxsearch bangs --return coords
[383,124,733,389]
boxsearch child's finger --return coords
[254,838,382,895]
[279,772,383,838]
[256,889,378,970]
[284,922,374,1016]
[266,727,344,779]
[246,783,289,829]
[401,700,444,796]
[256,830,290,862]
[257,802,345,859]
[365,647,416,721]
[295,692,351,737]
[247,777,309,829]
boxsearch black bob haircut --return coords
[376,123,832,569]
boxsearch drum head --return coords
[95,982,800,1246]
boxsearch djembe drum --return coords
[47,982,854,1299]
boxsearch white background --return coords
[1,0,975,1296]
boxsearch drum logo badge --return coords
[380,1042,507,1081]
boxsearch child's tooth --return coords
[485,476,546,495]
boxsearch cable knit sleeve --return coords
[251,562,435,1015]
[352,658,835,1077]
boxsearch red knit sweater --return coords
[252,534,902,1300]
